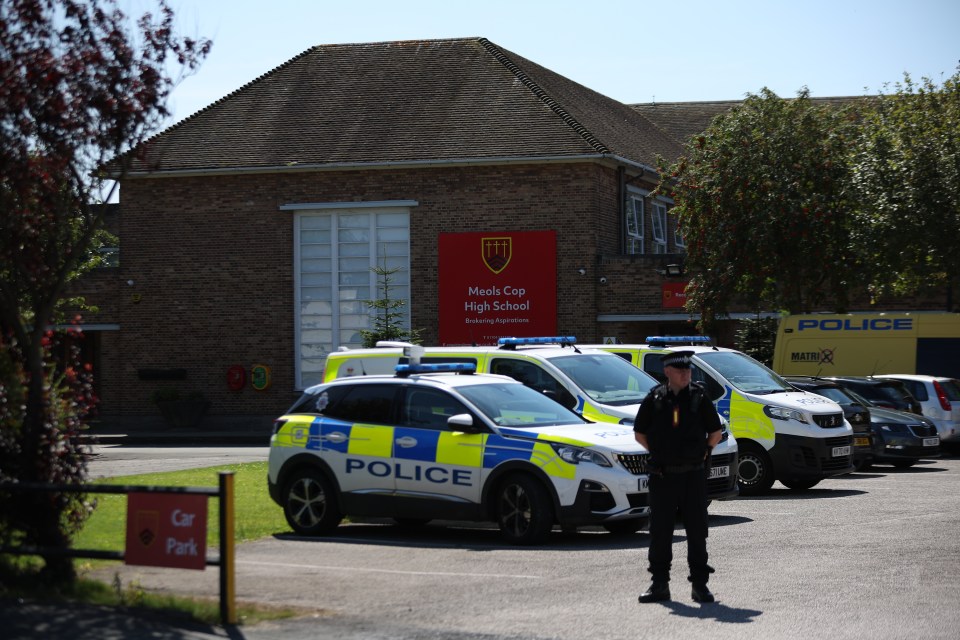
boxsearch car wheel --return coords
[779,477,820,491]
[892,460,916,469]
[283,467,342,536]
[495,473,554,545]
[603,517,648,535]
[853,459,871,472]
[736,441,776,496]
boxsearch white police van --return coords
[588,337,853,495]
[268,362,653,544]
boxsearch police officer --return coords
[634,350,722,604]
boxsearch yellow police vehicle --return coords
[268,362,653,544]
[321,337,739,502]
[587,337,853,495]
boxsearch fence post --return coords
[219,471,236,625]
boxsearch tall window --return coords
[626,196,644,255]
[294,206,411,388]
[651,202,668,253]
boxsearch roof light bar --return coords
[645,335,712,345]
[498,336,577,349]
[395,362,476,377]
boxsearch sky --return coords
[125,0,960,127]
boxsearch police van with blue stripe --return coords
[268,361,653,544]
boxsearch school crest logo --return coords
[482,237,512,274]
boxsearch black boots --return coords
[638,582,670,603]
[691,583,715,603]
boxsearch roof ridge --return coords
[477,37,610,155]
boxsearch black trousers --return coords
[647,468,712,585]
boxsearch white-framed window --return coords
[291,203,412,389]
[651,202,668,254]
[626,195,644,255]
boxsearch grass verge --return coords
[2,461,305,626]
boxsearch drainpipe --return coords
[617,166,626,255]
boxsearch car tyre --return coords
[283,467,342,536]
[779,477,820,491]
[736,441,775,496]
[495,473,554,545]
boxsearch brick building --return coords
[78,37,947,428]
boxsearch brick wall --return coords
[85,159,954,421]
[108,161,620,418]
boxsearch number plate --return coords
[638,475,649,491]
[709,465,730,479]
[923,437,939,447]
[854,436,870,447]
[832,445,851,457]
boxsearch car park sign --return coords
[125,492,208,570]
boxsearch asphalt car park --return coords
[82,451,960,640]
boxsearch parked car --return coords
[874,374,960,444]
[324,337,740,502]
[785,376,874,470]
[822,376,922,415]
[268,362,656,544]
[829,386,941,469]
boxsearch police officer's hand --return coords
[647,457,663,477]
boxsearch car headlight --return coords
[550,443,612,467]
[763,405,808,423]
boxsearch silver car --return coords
[875,374,960,443]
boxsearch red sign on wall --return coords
[439,231,557,345]
[125,493,208,570]
[662,281,689,309]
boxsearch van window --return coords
[490,358,576,410]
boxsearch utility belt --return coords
[662,462,704,474]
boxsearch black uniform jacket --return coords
[633,382,722,466]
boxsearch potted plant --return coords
[150,388,210,428]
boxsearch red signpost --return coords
[125,492,208,570]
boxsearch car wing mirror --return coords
[448,413,483,433]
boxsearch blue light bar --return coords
[645,336,712,345]
[395,362,476,376]
[498,336,577,346]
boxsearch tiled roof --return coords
[632,96,867,146]
[125,37,682,174]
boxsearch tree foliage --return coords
[849,68,960,303]
[360,259,422,348]
[0,0,209,583]
[656,88,858,334]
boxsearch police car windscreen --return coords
[697,352,794,394]
[457,383,587,427]
[548,353,658,406]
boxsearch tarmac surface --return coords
[6,419,960,639]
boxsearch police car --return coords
[267,362,653,545]
[321,337,739,501]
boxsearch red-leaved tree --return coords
[0,0,210,583]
